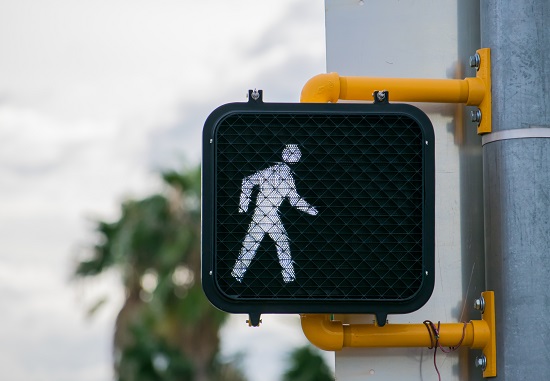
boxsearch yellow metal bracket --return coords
[474,48,492,134]
[480,291,497,377]
[300,48,492,134]
[300,291,496,377]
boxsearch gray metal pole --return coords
[481,1,550,379]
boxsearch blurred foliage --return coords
[75,165,245,381]
[75,165,334,381]
[282,346,334,381]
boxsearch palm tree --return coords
[75,166,245,381]
[282,345,334,381]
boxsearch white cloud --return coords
[0,104,160,213]
[0,262,122,381]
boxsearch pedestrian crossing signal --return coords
[202,90,435,324]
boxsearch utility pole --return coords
[481,1,550,379]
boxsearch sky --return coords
[0,1,329,380]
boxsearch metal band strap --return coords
[482,127,550,146]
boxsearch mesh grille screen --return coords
[213,112,424,302]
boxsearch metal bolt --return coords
[470,109,482,124]
[474,296,485,313]
[475,355,487,371]
[376,91,386,102]
[469,53,481,70]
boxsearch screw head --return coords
[473,296,485,313]
[376,91,386,102]
[475,355,487,371]
[469,53,481,70]
[470,109,482,124]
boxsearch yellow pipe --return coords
[344,320,489,349]
[300,314,344,351]
[300,72,341,103]
[301,314,490,351]
[300,73,485,106]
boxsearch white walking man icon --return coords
[231,144,318,283]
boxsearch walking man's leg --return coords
[270,225,295,283]
[232,223,264,282]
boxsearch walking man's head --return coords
[282,144,301,163]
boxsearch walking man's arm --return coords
[287,175,318,216]
[291,196,318,215]
[239,173,259,213]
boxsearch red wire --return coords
[423,320,467,381]
[433,345,441,381]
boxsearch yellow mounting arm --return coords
[300,292,496,378]
[299,49,495,376]
[301,48,491,134]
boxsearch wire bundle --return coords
[423,320,468,381]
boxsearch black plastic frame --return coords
[202,92,435,324]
